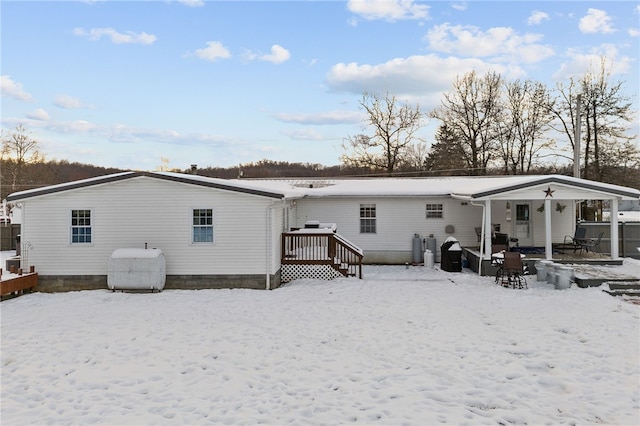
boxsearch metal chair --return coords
[500,251,527,289]
[563,226,587,252]
[581,231,604,254]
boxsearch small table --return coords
[491,251,525,264]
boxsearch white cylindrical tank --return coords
[424,249,434,269]
[555,265,574,290]
[108,248,166,291]
[535,260,553,282]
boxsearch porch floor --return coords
[463,247,639,288]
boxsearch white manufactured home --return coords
[5,172,639,291]
[6,172,290,291]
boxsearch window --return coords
[360,204,376,234]
[426,203,444,219]
[192,208,214,243]
[71,209,92,244]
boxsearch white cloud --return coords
[26,108,50,121]
[425,23,554,64]
[281,128,326,141]
[579,9,615,34]
[552,44,632,81]
[73,27,157,44]
[177,0,204,7]
[243,45,291,64]
[260,45,290,64]
[53,94,94,110]
[528,11,549,26]
[325,54,519,108]
[0,75,33,101]
[275,111,362,125]
[451,3,467,12]
[194,41,231,61]
[347,0,429,22]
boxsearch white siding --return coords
[294,197,483,261]
[20,177,282,276]
[294,196,578,262]
[491,199,576,245]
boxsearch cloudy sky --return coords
[1,1,638,171]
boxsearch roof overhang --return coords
[6,171,286,202]
[454,176,640,202]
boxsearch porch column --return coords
[544,198,552,260]
[484,200,492,260]
[611,199,619,258]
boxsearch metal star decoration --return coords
[543,186,555,198]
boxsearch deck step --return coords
[602,282,640,298]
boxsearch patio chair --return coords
[581,231,604,254]
[498,251,527,289]
[562,226,587,252]
[475,226,482,242]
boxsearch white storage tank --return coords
[107,248,166,291]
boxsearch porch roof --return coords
[245,174,639,201]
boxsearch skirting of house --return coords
[35,271,282,292]
[281,264,342,283]
[362,250,416,265]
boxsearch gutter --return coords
[265,200,287,290]
[266,202,274,290]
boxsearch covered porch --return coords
[450,175,640,276]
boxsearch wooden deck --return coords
[1,266,38,300]
[281,232,363,279]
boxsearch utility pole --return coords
[573,94,581,178]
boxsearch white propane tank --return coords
[424,249,435,269]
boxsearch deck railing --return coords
[281,232,363,278]
[1,266,38,298]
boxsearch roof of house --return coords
[243,174,640,200]
[5,171,288,202]
[6,172,639,203]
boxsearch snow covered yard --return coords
[1,263,639,425]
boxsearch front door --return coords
[513,202,533,246]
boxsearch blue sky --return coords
[2,1,639,171]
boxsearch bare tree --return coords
[430,71,503,175]
[551,57,637,181]
[495,79,556,174]
[341,91,426,175]
[581,58,636,181]
[400,141,430,172]
[1,124,44,193]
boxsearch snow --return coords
[1,253,639,425]
[603,210,640,222]
[109,248,164,259]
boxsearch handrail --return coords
[281,232,363,279]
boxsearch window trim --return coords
[70,209,93,245]
[191,207,215,244]
[359,203,377,234]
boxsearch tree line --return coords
[342,57,638,186]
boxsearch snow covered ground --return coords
[1,256,639,425]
